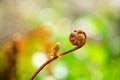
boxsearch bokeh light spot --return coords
[52,62,69,79]
[32,52,47,68]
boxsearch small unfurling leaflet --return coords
[49,42,61,58]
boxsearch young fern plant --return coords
[30,29,87,80]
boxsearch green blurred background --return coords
[0,0,120,80]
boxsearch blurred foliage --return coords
[0,0,120,80]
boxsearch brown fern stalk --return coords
[30,29,86,80]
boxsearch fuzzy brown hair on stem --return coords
[30,29,87,80]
